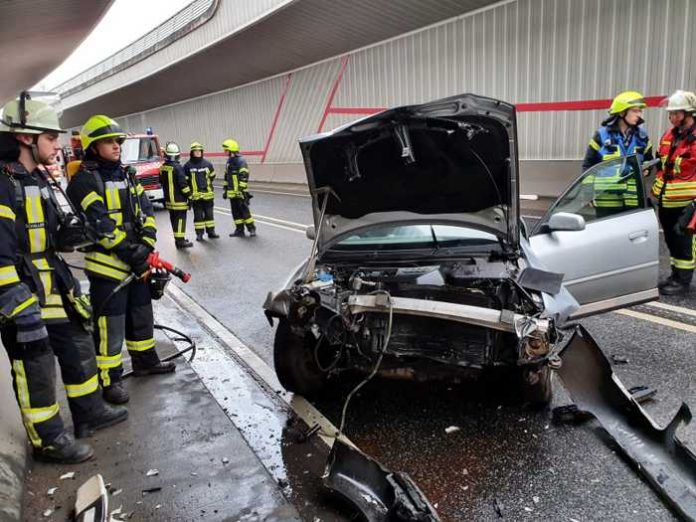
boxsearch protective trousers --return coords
[192,200,215,235]
[2,319,103,448]
[659,206,696,284]
[230,198,255,231]
[89,276,160,387]
[168,209,188,242]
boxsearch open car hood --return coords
[300,93,520,253]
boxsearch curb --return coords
[0,350,27,522]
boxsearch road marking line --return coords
[214,207,308,229]
[166,283,353,449]
[644,300,696,318]
[615,308,696,334]
[251,189,311,198]
[213,209,306,234]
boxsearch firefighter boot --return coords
[103,381,129,405]
[247,224,257,237]
[34,432,94,464]
[175,238,194,249]
[132,360,176,376]
[207,229,220,239]
[74,404,129,439]
[195,231,205,242]
[660,280,691,296]
[230,226,245,237]
[659,268,678,289]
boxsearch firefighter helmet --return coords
[80,115,126,150]
[0,94,65,135]
[164,141,181,161]
[608,91,646,115]
[190,141,204,151]
[663,90,696,112]
[222,139,240,153]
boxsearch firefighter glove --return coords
[68,292,92,321]
[129,243,152,277]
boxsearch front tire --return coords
[273,319,328,396]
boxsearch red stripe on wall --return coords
[317,56,350,133]
[207,151,264,157]
[326,95,666,117]
[262,73,293,164]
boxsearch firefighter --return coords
[160,142,193,249]
[0,95,128,463]
[67,115,175,405]
[653,90,696,295]
[183,142,218,240]
[222,139,256,237]
[581,91,653,217]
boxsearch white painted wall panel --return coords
[106,0,696,166]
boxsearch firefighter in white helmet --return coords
[653,90,696,295]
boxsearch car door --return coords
[527,154,659,318]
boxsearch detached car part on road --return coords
[265,93,660,406]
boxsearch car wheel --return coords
[273,319,328,396]
[518,366,552,407]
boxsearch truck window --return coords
[122,137,160,163]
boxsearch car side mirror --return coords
[306,225,316,240]
[547,212,586,232]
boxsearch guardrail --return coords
[55,0,217,96]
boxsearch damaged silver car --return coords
[264,93,659,406]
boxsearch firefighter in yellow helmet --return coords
[183,142,218,240]
[0,94,128,463]
[581,91,653,217]
[66,114,175,406]
[222,139,256,237]
[160,141,194,248]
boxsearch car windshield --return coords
[332,224,499,251]
[121,137,160,163]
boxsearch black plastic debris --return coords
[558,325,696,521]
[610,354,629,365]
[323,439,440,521]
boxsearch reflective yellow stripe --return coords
[98,228,127,250]
[25,192,47,254]
[86,251,130,271]
[143,216,156,229]
[0,204,15,221]
[65,375,99,398]
[142,236,156,248]
[40,306,68,320]
[85,261,129,281]
[13,360,50,447]
[23,403,60,424]
[80,191,103,211]
[0,265,19,286]
[10,295,37,318]
[126,338,155,352]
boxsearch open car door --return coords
[528,155,659,318]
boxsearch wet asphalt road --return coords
[154,189,695,521]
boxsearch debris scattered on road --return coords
[42,509,52,517]
[59,472,75,480]
[221,457,229,464]
[155,504,162,510]
[111,488,123,497]
[47,487,57,496]
[524,507,533,512]
[145,469,159,477]
[445,425,460,434]
[532,496,540,504]
[551,404,592,425]
[493,498,504,518]
[610,354,629,365]
[142,486,162,495]
[462,468,469,476]
[190,472,198,476]
[111,506,122,517]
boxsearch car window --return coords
[537,154,645,228]
[121,138,160,163]
[333,224,498,250]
